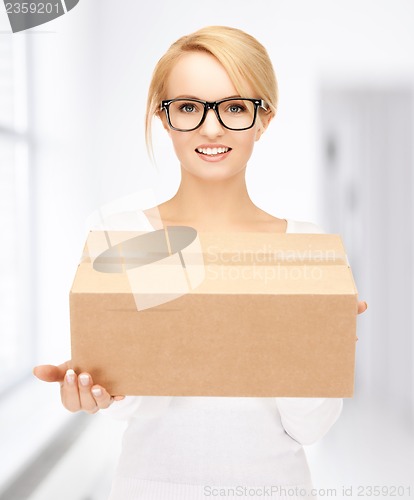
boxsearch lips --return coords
[195,144,232,161]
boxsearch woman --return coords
[34,26,368,499]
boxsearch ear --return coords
[255,112,273,142]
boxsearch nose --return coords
[198,108,224,137]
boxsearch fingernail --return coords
[66,369,76,384]
[91,387,102,397]
[79,374,90,387]
[364,301,368,310]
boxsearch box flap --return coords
[70,229,357,296]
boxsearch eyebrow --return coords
[174,94,242,100]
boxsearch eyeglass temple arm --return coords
[259,100,269,111]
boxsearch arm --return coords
[276,397,343,446]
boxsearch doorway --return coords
[319,86,413,424]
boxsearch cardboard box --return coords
[70,227,358,397]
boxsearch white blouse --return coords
[103,219,343,500]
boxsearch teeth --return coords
[196,147,230,155]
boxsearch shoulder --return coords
[286,219,326,234]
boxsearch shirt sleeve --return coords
[275,397,343,446]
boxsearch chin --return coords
[184,164,243,180]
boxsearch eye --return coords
[178,102,198,113]
[226,103,247,113]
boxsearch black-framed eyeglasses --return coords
[160,97,268,132]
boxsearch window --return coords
[0,35,33,394]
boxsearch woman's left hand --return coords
[357,301,368,315]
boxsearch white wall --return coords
[29,1,102,362]
[93,0,414,223]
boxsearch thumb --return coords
[33,361,72,383]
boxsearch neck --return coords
[164,166,260,230]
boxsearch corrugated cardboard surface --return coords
[70,229,358,397]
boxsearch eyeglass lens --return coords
[168,99,256,130]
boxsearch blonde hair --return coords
[145,26,278,163]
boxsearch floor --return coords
[307,396,414,499]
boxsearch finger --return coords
[91,385,116,410]
[78,373,99,414]
[33,361,72,384]
[357,301,368,315]
[61,369,81,412]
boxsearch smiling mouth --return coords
[195,147,232,156]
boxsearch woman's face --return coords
[161,51,271,181]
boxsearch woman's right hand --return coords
[33,361,125,414]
